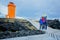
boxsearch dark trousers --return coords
[40,24,47,30]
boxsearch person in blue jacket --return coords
[39,19,43,30]
[39,16,47,30]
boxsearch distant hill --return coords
[47,19,60,30]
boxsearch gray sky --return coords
[0,0,60,20]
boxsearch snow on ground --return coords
[1,19,60,40]
[26,19,40,29]
[2,33,56,40]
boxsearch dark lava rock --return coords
[0,30,45,39]
[0,18,45,39]
[47,19,60,29]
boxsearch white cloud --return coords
[0,4,8,17]
[15,16,25,19]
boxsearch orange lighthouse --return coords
[6,2,16,18]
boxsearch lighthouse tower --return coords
[6,2,16,18]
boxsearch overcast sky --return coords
[0,0,60,20]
